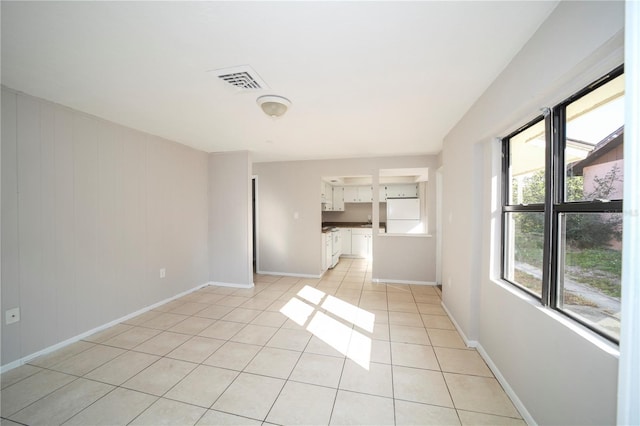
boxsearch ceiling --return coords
[1,1,558,163]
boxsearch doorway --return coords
[252,176,258,273]
[436,167,443,285]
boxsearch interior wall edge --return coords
[439,301,478,349]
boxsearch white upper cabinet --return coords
[343,186,373,203]
[358,186,373,202]
[385,183,418,198]
[332,186,344,211]
[379,185,388,202]
[343,186,358,202]
[321,181,333,210]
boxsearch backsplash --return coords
[322,203,387,223]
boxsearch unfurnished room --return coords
[1,1,639,425]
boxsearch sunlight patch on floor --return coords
[307,311,352,356]
[297,285,325,305]
[280,285,375,369]
[345,328,372,369]
[322,295,375,333]
[280,297,315,326]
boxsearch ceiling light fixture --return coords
[257,95,291,118]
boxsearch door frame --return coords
[252,175,259,273]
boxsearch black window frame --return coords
[501,65,624,344]
[501,114,550,301]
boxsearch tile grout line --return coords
[326,259,369,425]
[384,273,399,426]
[414,284,460,422]
[121,282,282,423]
[3,374,84,421]
[234,276,305,423]
[4,268,515,425]
[128,297,264,422]
[203,275,302,423]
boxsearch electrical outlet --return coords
[160,268,166,279]
[6,308,20,325]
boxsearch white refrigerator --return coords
[386,198,421,233]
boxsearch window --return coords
[502,117,548,299]
[501,66,624,342]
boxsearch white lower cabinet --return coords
[340,228,352,255]
[325,234,332,270]
[321,233,328,271]
[331,227,372,259]
[350,228,372,258]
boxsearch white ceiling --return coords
[1,1,558,163]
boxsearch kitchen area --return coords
[320,169,428,273]
[253,157,437,284]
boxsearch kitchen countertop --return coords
[322,222,386,231]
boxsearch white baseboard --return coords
[440,301,478,348]
[209,281,254,289]
[440,302,534,425]
[373,278,436,285]
[476,343,536,426]
[0,281,210,374]
[256,270,322,279]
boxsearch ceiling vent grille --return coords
[211,65,268,91]
[219,71,262,90]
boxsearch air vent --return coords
[220,71,262,90]
[210,65,268,91]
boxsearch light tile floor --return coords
[1,259,526,426]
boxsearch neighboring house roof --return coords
[568,126,624,176]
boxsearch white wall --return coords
[253,155,437,282]
[374,235,435,283]
[1,88,209,367]
[441,1,624,424]
[208,151,253,287]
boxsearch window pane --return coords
[565,75,624,202]
[558,212,622,340]
[503,212,544,297]
[508,120,546,205]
